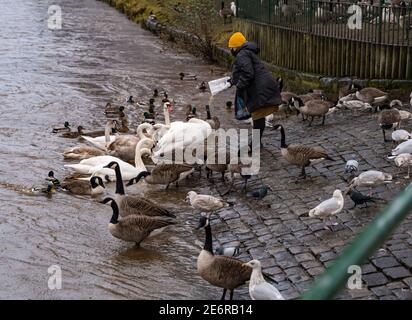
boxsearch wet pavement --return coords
[0,0,411,300]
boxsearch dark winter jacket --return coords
[231,42,282,113]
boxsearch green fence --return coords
[235,0,412,79]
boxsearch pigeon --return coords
[244,260,285,300]
[215,243,241,257]
[345,160,359,174]
[247,186,272,199]
[347,189,384,208]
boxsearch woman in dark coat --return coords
[228,32,282,145]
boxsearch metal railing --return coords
[302,184,412,300]
[237,0,412,46]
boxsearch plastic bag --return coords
[235,94,251,120]
[208,76,231,96]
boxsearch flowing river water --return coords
[0,0,240,299]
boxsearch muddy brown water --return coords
[0,0,243,299]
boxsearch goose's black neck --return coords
[109,200,119,224]
[114,166,125,195]
[279,126,287,148]
[204,224,214,254]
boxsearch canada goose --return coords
[394,153,412,179]
[186,191,233,214]
[390,99,403,109]
[162,92,170,103]
[398,109,412,121]
[206,149,230,182]
[127,164,194,189]
[297,92,325,104]
[355,87,388,106]
[179,73,197,81]
[101,197,176,247]
[196,215,251,300]
[273,124,334,178]
[244,259,284,300]
[205,105,220,129]
[104,161,175,218]
[61,176,105,196]
[63,144,106,160]
[350,170,392,188]
[60,126,85,139]
[392,129,411,144]
[219,1,233,24]
[52,122,70,133]
[378,109,401,142]
[309,190,344,228]
[291,97,335,126]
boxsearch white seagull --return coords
[350,170,393,188]
[185,191,233,214]
[394,153,412,179]
[243,259,285,300]
[309,190,344,220]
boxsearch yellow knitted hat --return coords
[228,32,247,48]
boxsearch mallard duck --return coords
[101,197,176,247]
[60,126,85,139]
[273,124,334,178]
[179,73,197,81]
[52,122,70,133]
[198,81,207,92]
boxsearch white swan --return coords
[81,120,118,151]
[65,138,155,180]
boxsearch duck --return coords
[61,176,105,196]
[30,181,56,196]
[186,105,197,121]
[378,109,401,142]
[104,161,175,218]
[105,104,124,117]
[389,139,412,158]
[205,105,220,129]
[273,124,334,179]
[127,96,135,104]
[63,144,106,160]
[127,164,194,189]
[59,126,85,139]
[226,101,233,109]
[198,81,207,92]
[179,72,197,81]
[117,111,129,133]
[196,215,252,300]
[101,197,176,247]
[309,190,344,228]
[290,97,335,126]
[349,170,393,188]
[186,191,233,215]
[46,171,61,188]
[297,91,325,104]
[153,89,159,98]
[64,138,154,180]
[142,112,156,125]
[52,121,70,133]
[244,259,284,300]
[394,153,412,179]
[392,129,411,144]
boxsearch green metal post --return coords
[302,184,412,300]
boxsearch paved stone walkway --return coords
[192,101,412,300]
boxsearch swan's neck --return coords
[137,124,152,140]
[109,200,120,224]
[114,166,125,195]
[279,126,287,148]
[204,224,213,254]
[135,144,147,171]
[164,107,170,126]
[104,123,111,147]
